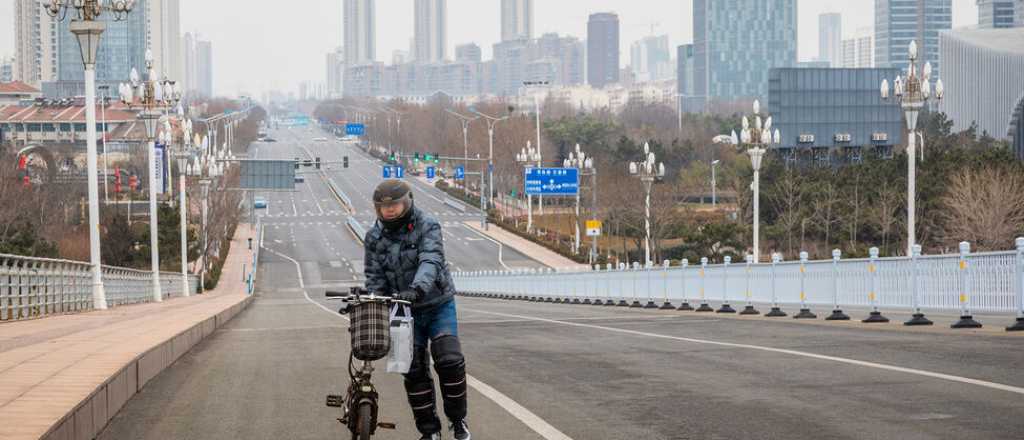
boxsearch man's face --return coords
[379,201,405,220]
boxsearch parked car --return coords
[254,197,268,209]
[294,175,305,183]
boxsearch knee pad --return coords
[430,335,467,421]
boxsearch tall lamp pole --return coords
[176,110,193,298]
[470,108,509,230]
[881,39,944,256]
[516,141,542,232]
[523,81,548,215]
[46,0,137,310]
[629,142,666,266]
[445,109,478,196]
[733,99,780,262]
[564,144,594,257]
[120,49,182,302]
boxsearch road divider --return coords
[445,197,467,212]
[347,216,367,244]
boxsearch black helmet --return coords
[373,179,414,229]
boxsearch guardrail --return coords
[1,254,200,321]
[327,178,354,210]
[347,216,368,243]
[444,197,467,212]
[454,239,1024,330]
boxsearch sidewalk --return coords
[0,228,257,440]
[464,221,589,270]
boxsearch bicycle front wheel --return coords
[354,402,373,440]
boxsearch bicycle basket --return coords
[348,301,391,361]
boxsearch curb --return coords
[40,295,255,440]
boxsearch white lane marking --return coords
[460,224,509,270]
[460,307,1024,397]
[263,245,573,440]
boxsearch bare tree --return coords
[766,170,806,257]
[868,187,903,255]
[939,166,1024,251]
[812,181,841,249]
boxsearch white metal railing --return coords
[0,254,200,321]
[454,239,1024,321]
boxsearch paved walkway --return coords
[0,229,257,440]
[464,221,588,270]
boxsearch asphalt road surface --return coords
[98,125,1024,440]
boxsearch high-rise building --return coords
[977,0,1016,28]
[414,0,447,64]
[630,35,671,82]
[875,0,952,77]
[693,0,798,109]
[456,43,482,63]
[327,47,345,98]
[184,32,213,98]
[1017,0,1024,26]
[842,27,875,68]
[587,12,620,89]
[819,13,842,67]
[938,28,1024,156]
[344,0,376,65]
[501,0,534,41]
[13,0,58,87]
[1,57,14,83]
[677,44,703,113]
[149,0,183,81]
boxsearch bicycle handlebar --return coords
[325,287,412,306]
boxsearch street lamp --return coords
[445,109,479,196]
[516,141,542,232]
[120,49,182,303]
[881,39,944,256]
[46,0,137,310]
[175,110,193,298]
[710,159,720,207]
[564,144,595,258]
[732,99,780,262]
[470,107,510,230]
[628,142,666,266]
[523,81,548,215]
[186,134,232,292]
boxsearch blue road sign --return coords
[345,123,366,136]
[455,166,465,181]
[382,165,405,179]
[525,168,579,196]
[426,166,436,180]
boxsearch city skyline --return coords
[0,0,980,97]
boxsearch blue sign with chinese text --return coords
[383,165,404,179]
[426,166,436,180]
[525,168,579,196]
[455,166,465,181]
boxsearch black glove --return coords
[395,289,420,303]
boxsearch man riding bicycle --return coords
[364,179,471,440]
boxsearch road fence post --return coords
[571,269,582,304]
[677,259,693,311]
[766,253,786,317]
[644,261,659,309]
[794,251,817,319]
[863,247,889,323]
[630,262,644,308]
[617,263,629,306]
[1008,238,1024,331]
[717,256,736,313]
[826,249,850,320]
[696,257,713,312]
[905,244,933,325]
[741,254,760,315]
[599,263,612,306]
[660,260,675,309]
[952,241,983,329]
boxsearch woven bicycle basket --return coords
[348,301,391,361]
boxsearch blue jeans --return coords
[411,298,459,347]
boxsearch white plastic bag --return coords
[386,304,413,374]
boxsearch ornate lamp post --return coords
[46,0,137,310]
[516,141,542,232]
[733,99,781,262]
[628,142,666,266]
[175,108,193,298]
[186,135,233,292]
[120,49,182,302]
[564,144,595,258]
[881,39,944,256]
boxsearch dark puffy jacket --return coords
[364,207,455,310]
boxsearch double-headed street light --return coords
[120,49,182,302]
[629,142,666,266]
[445,109,479,196]
[564,144,595,259]
[516,141,542,232]
[470,108,510,230]
[46,0,137,310]
[732,99,781,262]
[881,39,944,256]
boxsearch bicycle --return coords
[325,287,411,440]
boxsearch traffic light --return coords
[343,156,349,168]
[414,152,421,160]
[315,157,321,170]
[434,153,440,164]
[294,159,300,170]
[389,151,396,161]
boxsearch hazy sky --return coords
[1,0,979,97]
